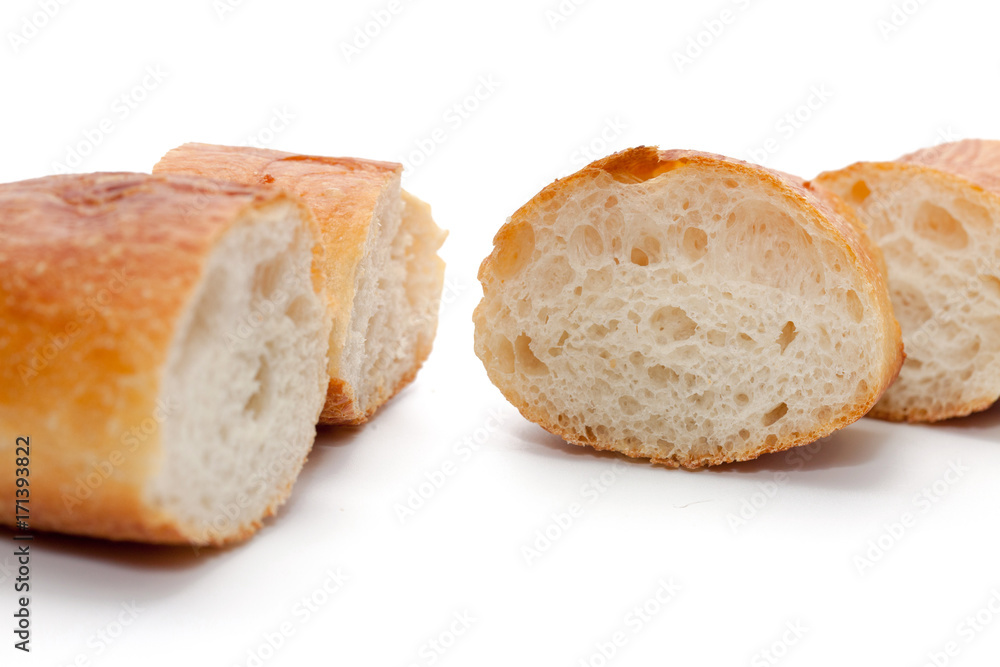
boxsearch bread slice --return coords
[0,173,330,544]
[154,144,447,425]
[815,139,1000,422]
[473,147,903,468]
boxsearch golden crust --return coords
[815,140,1000,422]
[154,143,429,425]
[0,172,312,544]
[899,139,1000,194]
[476,147,903,468]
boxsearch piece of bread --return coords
[154,144,447,425]
[473,147,903,468]
[815,139,1000,422]
[0,173,330,544]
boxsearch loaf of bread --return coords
[0,173,330,544]
[815,139,1000,421]
[474,147,903,468]
[154,144,447,425]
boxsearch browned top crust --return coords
[502,147,891,308]
[898,139,1000,194]
[0,172,293,383]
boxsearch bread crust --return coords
[476,147,903,468]
[815,140,1000,422]
[155,143,442,425]
[0,173,319,543]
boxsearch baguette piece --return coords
[474,147,903,468]
[154,143,447,425]
[0,173,330,544]
[815,139,1000,421]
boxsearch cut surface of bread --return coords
[815,139,1000,421]
[0,173,330,544]
[474,147,903,468]
[154,143,447,425]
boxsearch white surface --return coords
[3,0,1000,664]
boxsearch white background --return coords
[3,0,1000,665]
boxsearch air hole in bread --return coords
[650,306,696,342]
[856,379,869,397]
[253,255,287,298]
[515,334,547,375]
[243,356,271,418]
[913,201,969,250]
[588,323,610,339]
[965,337,982,357]
[762,402,788,426]
[571,224,604,259]
[285,294,314,325]
[630,247,649,266]
[952,197,992,231]
[540,255,575,292]
[777,321,798,353]
[619,396,640,415]
[682,227,708,260]
[648,364,679,386]
[850,180,872,204]
[893,282,933,330]
[589,268,617,293]
[981,275,1000,300]
[845,290,864,323]
[707,329,726,347]
[494,335,515,373]
[636,235,662,263]
[495,222,535,278]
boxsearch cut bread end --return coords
[816,151,1000,422]
[475,147,902,468]
[322,187,447,425]
[154,200,329,544]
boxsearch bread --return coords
[0,173,330,544]
[154,143,447,425]
[473,147,903,468]
[815,139,1000,421]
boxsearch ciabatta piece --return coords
[154,144,447,425]
[474,147,903,468]
[0,173,330,544]
[816,139,1000,421]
